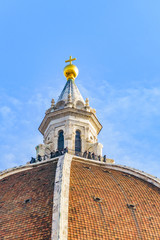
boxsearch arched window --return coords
[58,130,64,151]
[75,130,81,153]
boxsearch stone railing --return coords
[30,148,114,164]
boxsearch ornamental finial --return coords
[63,56,79,81]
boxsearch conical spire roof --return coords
[54,56,85,109]
[57,79,85,104]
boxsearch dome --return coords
[68,160,160,239]
[0,161,57,239]
[1,155,160,239]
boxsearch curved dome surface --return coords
[1,156,160,240]
[0,161,57,240]
[68,160,160,240]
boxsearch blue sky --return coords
[0,1,160,177]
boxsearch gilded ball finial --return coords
[63,56,79,81]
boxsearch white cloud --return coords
[84,83,160,177]
[101,86,160,116]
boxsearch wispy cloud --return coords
[103,87,160,116]
[0,82,160,178]
[79,79,160,177]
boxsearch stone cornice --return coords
[39,107,102,135]
[0,158,59,180]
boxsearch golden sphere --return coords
[63,64,79,80]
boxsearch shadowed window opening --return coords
[83,166,91,169]
[127,204,136,209]
[75,130,81,153]
[58,130,64,151]
[93,196,102,202]
[103,170,111,173]
[24,198,31,204]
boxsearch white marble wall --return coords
[43,115,103,155]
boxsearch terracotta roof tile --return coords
[68,161,160,239]
[0,161,57,240]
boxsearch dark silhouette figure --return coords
[30,157,36,164]
[83,150,88,158]
[92,152,95,160]
[55,150,59,157]
[88,152,92,159]
[50,151,55,158]
[37,155,42,161]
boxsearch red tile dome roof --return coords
[68,160,160,239]
[0,158,160,239]
[0,161,57,240]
